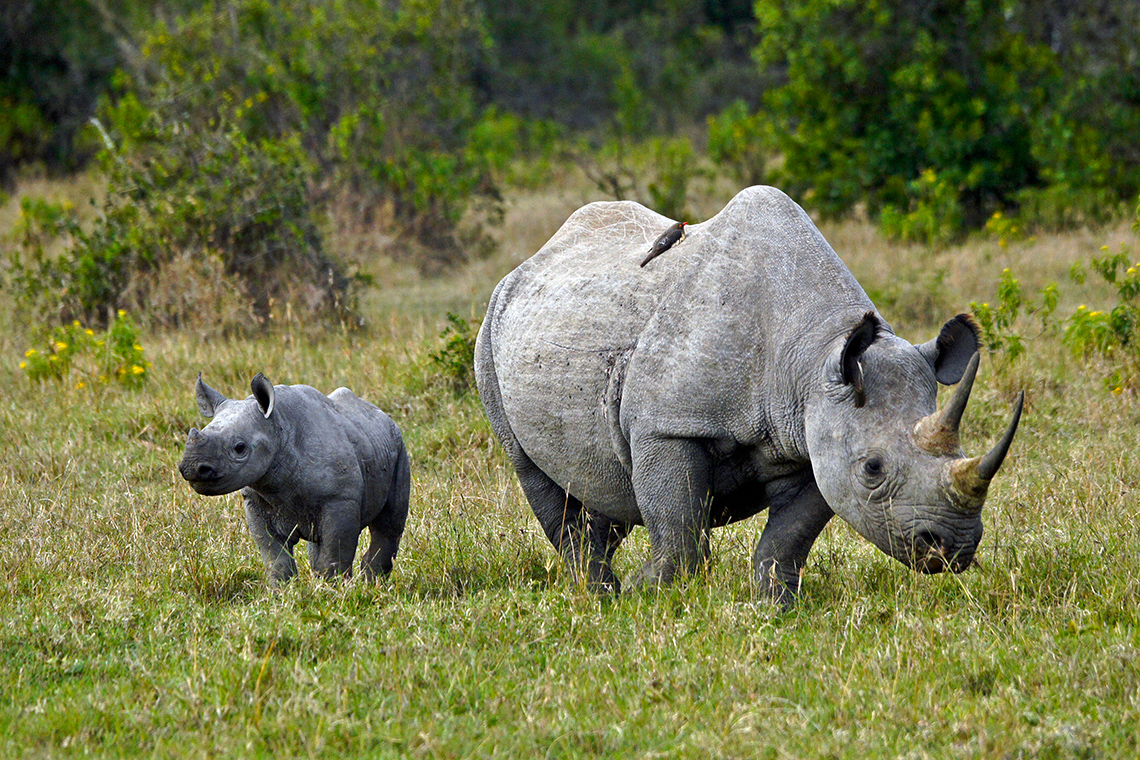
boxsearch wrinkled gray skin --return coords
[475,185,1023,606]
[178,373,410,585]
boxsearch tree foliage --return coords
[754,0,1139,243]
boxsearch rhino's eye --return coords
[859,454,888,489]
[233,441,248,456]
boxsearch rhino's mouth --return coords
[911,530,973,574]
[178,458,233,495]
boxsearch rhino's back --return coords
[480,186,873,515]
[326,388,401,462]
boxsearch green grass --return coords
[1,179,1138,758]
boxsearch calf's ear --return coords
[918,314,981,384]
[840,312,880,408]
[195,373,227,418]
[251,373,275,419]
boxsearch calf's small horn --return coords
[914,352,980,455]
[945,391,1024,512]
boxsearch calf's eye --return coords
[234,442,247,456]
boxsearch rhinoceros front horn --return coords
[944,391,1025,513]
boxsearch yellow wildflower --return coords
[1113,386,1124,396]
[76,381,85,389]
[25,348,38,358]
[117,309,126,318]
[85,329,94,337]
[72,320,81,328]
[54,341,67,352]
[19,361,27,370]
[133,343,143,352]
[131,365,145,375]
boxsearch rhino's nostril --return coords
[916,531,942,551]
[196,463,217,480]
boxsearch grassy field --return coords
[1,175,1138,758]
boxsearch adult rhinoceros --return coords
[475,186,1022,605]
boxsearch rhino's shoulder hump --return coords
[546,199,674,251]
[328,387,396,429]
[707,185,814,235]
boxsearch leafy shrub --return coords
[753,0,1134,237]
[6,0,517,330]
[7,120,342,329]
[878,169,964,247]
[706,99,769,188]
[430,313,480,395]
[19,310,151,388]
[646,138,698,222]
[970,268,1057,364]
[1064,243,1140,391]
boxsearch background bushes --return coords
[2,0,1138,332]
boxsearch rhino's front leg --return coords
[243,490,299,586]
[308,500,362,580]
[628,435,713,589]
[753,476,834,608]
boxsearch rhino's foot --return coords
[266,560,298,589]
[625,556,696,592]
[753,557,800,611]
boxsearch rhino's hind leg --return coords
[752,477,834,608]
[362,446,411,581]
[514,455,627,592]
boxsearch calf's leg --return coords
[243,489,299,586]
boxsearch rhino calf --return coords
[178,373,410,585]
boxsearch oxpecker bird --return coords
[640,221,687,267]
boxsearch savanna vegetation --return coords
[2,0,1139,757]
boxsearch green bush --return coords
[753,0,1134,237]
[5,0,518,331]
[646,137,698,222]
[877,168,964,248]
[970,268,1058,365]
[706,99,769,188]
[430,313,480,395]
[7,119,339,329]
[1065,243,1140,391]
[19,310,150,388]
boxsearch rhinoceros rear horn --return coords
[914,352,979,456]
[944,390,1024,513]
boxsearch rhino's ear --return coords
[840,312,880,408]
[195,373,227,418]
[918,314,981,384]
[251,373,275,419]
